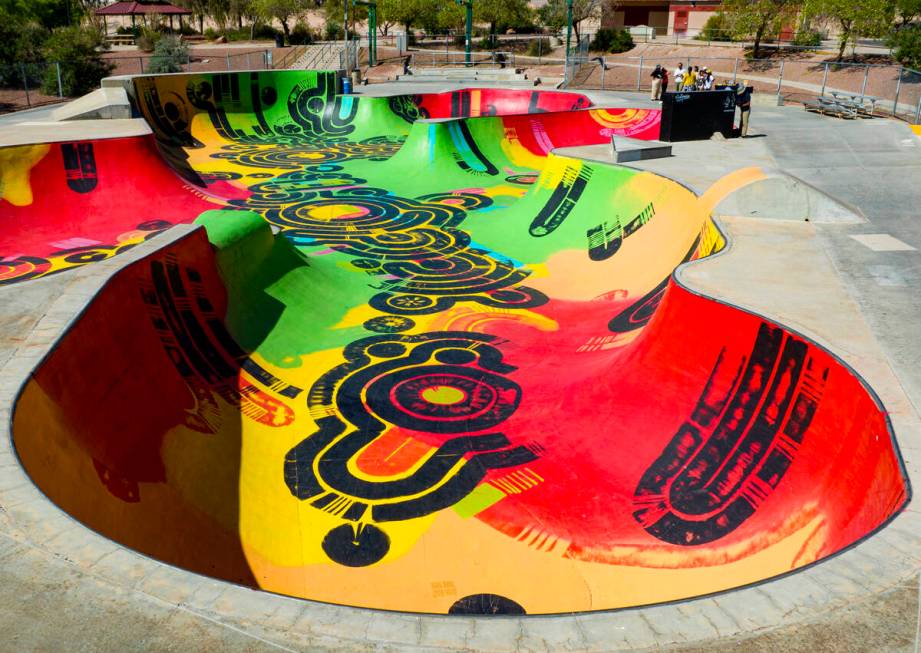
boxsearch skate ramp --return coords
[6,70,909,615]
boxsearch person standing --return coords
[737,80,752,137]
[673,62,685,91]
[650,65,664,101]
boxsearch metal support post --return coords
[820,62,829,96]
[564,0,573,82]
[732,57,738,83]
[636,55,642,91]
[55,62,63,97]
[860,63,870,98]
[776,60,784,95]
[20,63,31,107]
[600,57,605,89]
[893,66,903,116]
[915,93,921,124]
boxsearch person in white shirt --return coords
[673,63,684,91]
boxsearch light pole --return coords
[455,0,473,67]
[344,0,350,71]
[354,0,377,66]
[564,0,573,83]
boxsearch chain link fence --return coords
[0,62,67,113]
[1,51,273,114]
[570,55,921,123]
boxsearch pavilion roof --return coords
[95,1,192,16]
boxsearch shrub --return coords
[526,36,550,57]
[476,35,496,50]
[325,21,343,40]
[590,28,633,53]
[889,25,921,69]
[147,35,188,73]
[40,26,114,96]
[253,23,280,40]
[204,27,219,40]
[116,25,140,36]
[136,27,161,52]
[696,12,731,42]
[289,23,313,45]
[793,30,822,47]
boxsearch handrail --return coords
[274,43,308,69]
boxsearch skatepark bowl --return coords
[0,70,909,615]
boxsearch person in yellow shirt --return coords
[682,67,695,91]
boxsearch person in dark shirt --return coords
[736,80,752,137]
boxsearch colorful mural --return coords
[7,70,909,614]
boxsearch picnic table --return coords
[105,34,136,46]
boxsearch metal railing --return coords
[410,50,517,68]
[569,54,921,123]
[0,62,66,112]
[1,51,272,114]
[273,44,309,70]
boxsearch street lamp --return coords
[564,0,573,83]
[455,0,473,67]
[354,0,377,67]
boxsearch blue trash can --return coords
[342,77,352,94]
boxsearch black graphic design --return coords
[633,323,828,545]
[284,332,540,565]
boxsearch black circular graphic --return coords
[321,524,390,567]
[448,594,526,615]
[365,365,520,433]
[363,316,415,333]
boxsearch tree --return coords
[255,0,310,40]
[174,0,210,33]
[895,0,921,25]
[376,0,422,36]
[0,0,83,29]
[41,25,114,96]
[537,0,602,42]
[475,0,532,40]
[804,0,895,61]
[888,23,921,66]
[722,0,801,59]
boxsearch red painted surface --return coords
[416,88,592,118]
[0,135,216,283]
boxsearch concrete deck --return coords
[1,88,920,651]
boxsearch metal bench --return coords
[804,96,857,119]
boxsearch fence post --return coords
[538,36,542,65]
[601,57,606,89]
[893,66,903,117]
[226,53,231,70]
[732,57,738,83]
[776,60,784,96]
[860,63,870,98]
[820,62,828,97]
[55,62,63,98]
[915,93,921,124]
[636,55,643,91]
[20,63,31,108]
[138,56,144,74]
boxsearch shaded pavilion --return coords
[95,1,192,33]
